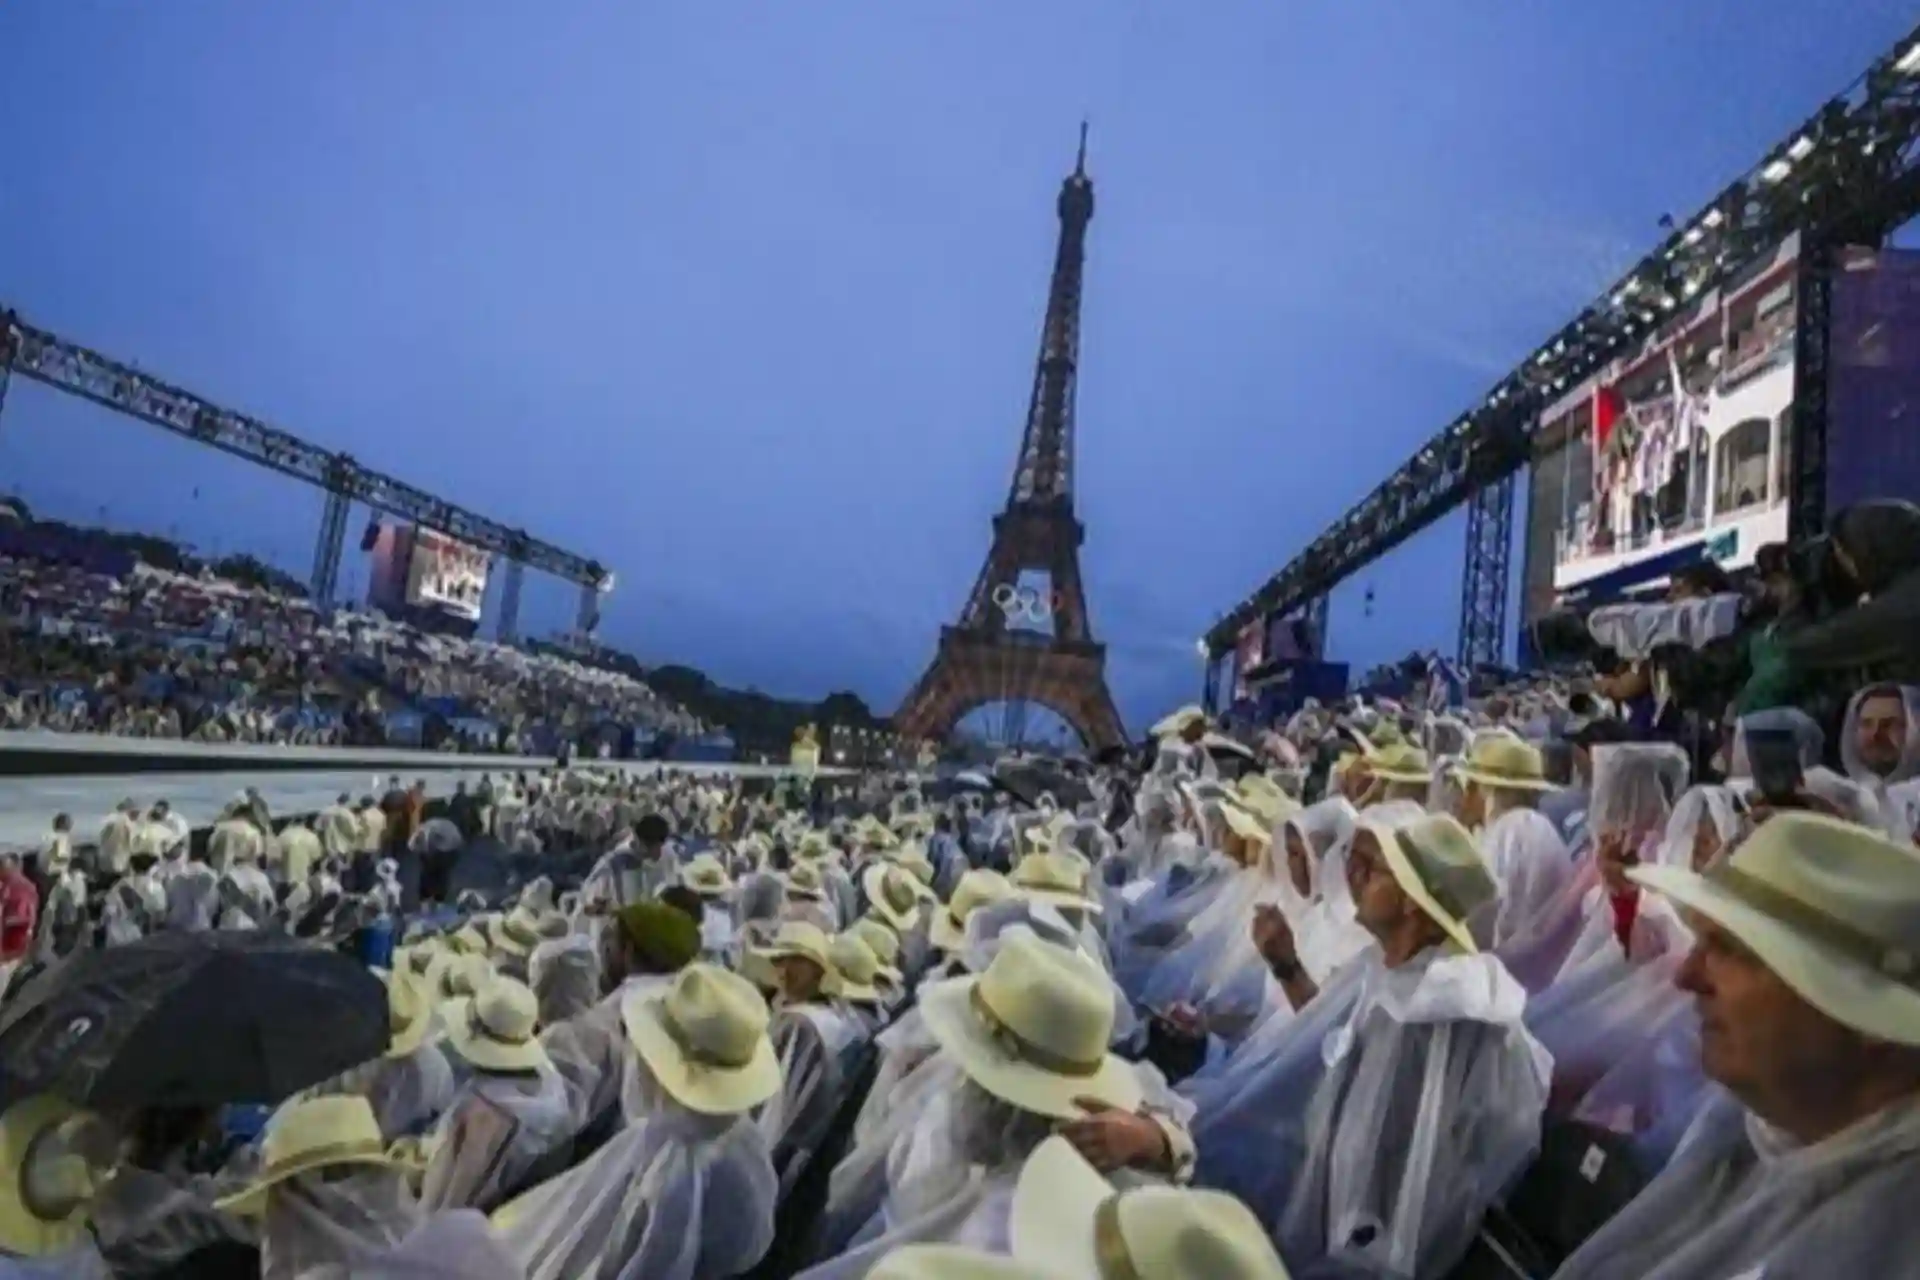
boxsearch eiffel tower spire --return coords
[1008,124,1094,511]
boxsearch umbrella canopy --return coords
[0,932,388,1109]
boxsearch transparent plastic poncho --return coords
[257,1165,419,1278]
[420,1064,574,1215]
[496,1049,778,1280]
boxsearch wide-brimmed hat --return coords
[1357,812,1495,954]
[1458,737,1555,793]
[743,921,841,995]
[850,916,905,979]
[1363,742,1432,785]
[1150,705,1207,739]
[622,963,782,1115]
[1012,1137,1291,1280]
[932,870,1019,952]
[0,1095,109,1257]
[1010,851,1101,915]
[828,933,887,1004]
[1217,799,1275,848]
[919,930,1141,1121]
[385,973,433,1059]
[214,1095,403,1217]
[785,863,829,901]
[1631,811,1920,1046]
[795,832,837,864]
[869,1246,1059,1280]
[854,816,898,850]
[892,845,938,888]
[865,862,935,932]
[681,853,734,896]
[1234,774,1297,828]
[444,978,551,1073]
[486,909,543,960]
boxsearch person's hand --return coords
[1251,903,1298,971]
[1595,828,1638,896]
[1059,1097,1169,1173]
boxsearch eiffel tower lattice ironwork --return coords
[894,127,1126,752]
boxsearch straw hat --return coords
[621,963,783,1115]
[828,933,887,1004]
[444,978,551,1073]
[850,916,905,977]
[870,1246,1059,1280]
[1235,774,1297,828]
[919,930,1141,1121]
[487,909,543,960]
[1631,811,1920,1046]
[214,1096,403,1216]
[384,973,433,1059]
[1364,742,1432,786]
[1458,736,1555,793]
[796,832,836,863]
[0,1096,108,1257]
[1012,1137,1292,1280]
[785,862,829,901]
[893,846,938,888]
[1010,851,1101,915]
[1217,799,1274,848]
[932,870,1019,951]
[865,862,935,932]
[681,853,734,896]
[743,921,842,996]
[1151,705,1207,738]
[447,923,490,956]
[1357,813,1496,954]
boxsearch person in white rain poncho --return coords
[796,930,1196,1279]
[678,853,737,963]
[1451,736,1571,950]
[420,977,574,1214]
[206,802,266,876]
[1186,811,1549,1280]
[528,922,603,1027]
[745,921,863,1196]
[101,852,166,947]
[217,838,278,931]
[781,862,842,933]
[213,1095,422,1278]
[495,963,781,1280]
[1496,742,1689,995]
[158,839,220,934]
[1838,682,1920,839]
[303,973,458,1143]
[34,836,90,963]
[1552,812,1920,1279]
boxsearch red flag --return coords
[1592,382,1624,453]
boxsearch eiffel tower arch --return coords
[894,127,1126,752]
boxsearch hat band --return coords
[656,1004,756,1070]
[468,1006,534,1049]
[968,984,1103,1077]
[257,1136,390,1184]
[1466,759,1543,785]
[1714,865,1920,988]
[1093,1193,1143,1280]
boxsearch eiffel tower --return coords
[893,126,1126,752]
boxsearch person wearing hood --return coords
[1839,682,1920,839]
[1187,810,1549,1280]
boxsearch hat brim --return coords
[0,1096,94,1257]
[1011,1137,1111,1280]
[1631,864,1920,1047]
[443,998,552,1073]
[622,990,781,1116]
[743,945,843,997]
[929,907,970,953]
[1365,820,1477,955]
[1459,766,1556,793]
[1219,806,1274,845]
[1015,886,1104,915]
[918,976,1141,1122]
[1368,767,1433,786]
[214,1145,404,1217]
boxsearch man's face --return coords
[1854,693,1909,778]
[1344,830,1412,940]
[1676,912,1863,1115]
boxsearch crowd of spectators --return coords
[0,539,706,756]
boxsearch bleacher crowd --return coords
[0,549,705,755]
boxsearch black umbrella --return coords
[0,931,387,1109]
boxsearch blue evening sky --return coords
[0,2,1911,731]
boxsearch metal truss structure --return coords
[1205,23,1920,662]
[0,309,610,637]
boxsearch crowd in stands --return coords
[0,525,707,755]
